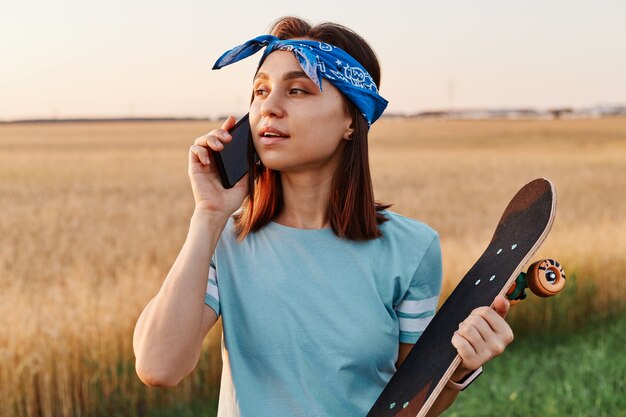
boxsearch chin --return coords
[258,155,290,172]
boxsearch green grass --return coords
[447,313,626,417]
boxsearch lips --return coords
[258,126,290,145]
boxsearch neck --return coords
[274,170,334,229]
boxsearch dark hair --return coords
[233,16,391,241]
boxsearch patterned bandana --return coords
[212,34,388,126]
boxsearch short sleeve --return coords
[396,234,443,344]
[204,254,221,316]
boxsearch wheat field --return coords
[1,117,625,416]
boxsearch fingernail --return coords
[214,140,223,148]
[222,132,229,139]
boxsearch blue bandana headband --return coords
[212,35,388,126]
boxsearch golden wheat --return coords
[1,118,624,416]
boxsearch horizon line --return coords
[2,104,626,125]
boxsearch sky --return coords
[1,0,625,120]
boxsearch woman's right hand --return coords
[188,115,250,218]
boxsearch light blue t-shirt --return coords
[204,210,442,417]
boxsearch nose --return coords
[259,89,285,119]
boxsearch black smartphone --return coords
[213,113,259,189]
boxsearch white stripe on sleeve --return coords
[206,280,219,301]
[395,295,439,315]
[209,266,217,282]
[399,316,434,333]
[206,265,219,301]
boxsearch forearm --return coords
[424,365,473,416]
[133,209,227,384]
[424,385,460,417]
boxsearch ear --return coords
[343,117,355,141]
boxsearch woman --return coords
[133,16,514,417]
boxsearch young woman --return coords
[133,16,514,417]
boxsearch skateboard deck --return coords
[367,178,557,417]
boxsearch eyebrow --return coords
[254,71,311,82]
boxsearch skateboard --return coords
[367,178,566,417]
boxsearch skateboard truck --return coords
[506,259,566,305]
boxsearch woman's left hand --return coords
[450,295,514,381]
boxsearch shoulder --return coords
[214,214,242,251]
[376,210,441,273]
[222,215,237,238]
[378,209,439,245]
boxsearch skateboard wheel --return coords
[526,259,566,297]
